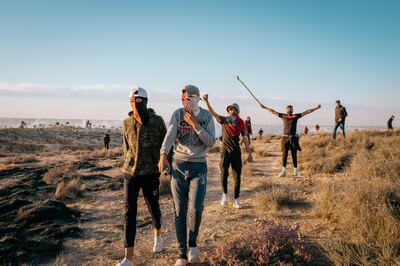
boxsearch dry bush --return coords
[43,166,68,184]
[208,219,311,265]
[55,178,84,199]
[4,155,39,165]
[159,175,171,196]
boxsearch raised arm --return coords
[301,104,321,117]
[202,94,220,120]
[260,104,280,117]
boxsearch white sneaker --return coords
[116,258,133,266]
[278,170,286,177]
[293,168,301,177]
[188,247,199,262]
[233,198,241,209]
[153,236,163,252]
[220,193,227,206]
[175,259,187,266]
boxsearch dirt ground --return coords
[50,138,332,266]
[0,129,338,265]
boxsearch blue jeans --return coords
[171,160,207,256]
[333,122,346,139]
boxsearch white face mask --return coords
[186,96,200,112]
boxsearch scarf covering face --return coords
[181,90,200,112]
[226,114,245,137]
[130,97,149,126]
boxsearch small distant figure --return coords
[304,126,309,135]
[104,131,111,150]
[315,124,320,132]
[388,115,395,131]
[258,128,264,139]
[333,100,348,140]
[245,116,253,144]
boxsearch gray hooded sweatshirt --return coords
[160,107,215,163]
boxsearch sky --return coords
[0,0,399,126]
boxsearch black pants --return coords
[124,173,161,247]
[220,150,242,199]
[281,137,298,168]
[104,142,109,150]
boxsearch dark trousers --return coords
[104,142,109,150]
[220,150,242,199]
[124,173,161,247]
[333,122,346,139]
[281,137,298,168]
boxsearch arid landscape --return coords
[0,127,399,265]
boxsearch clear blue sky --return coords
[0,0,399,126]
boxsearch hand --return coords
[184,111,198,128]
[202,94,209,102]
[317,104,321,109]
[246,152,254,163]
[158,154,171,175]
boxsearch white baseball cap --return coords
[129,86,148,98]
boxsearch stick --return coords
[236,76,263,105]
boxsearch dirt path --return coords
[55,139,327,265]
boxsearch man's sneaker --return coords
[220,193,227,206]
[153,236,163,252]
[116,258,133,266]
[233,198,241,209]
[293,168,301,177]
[278,170,286,177]
[188,247,199,262]
[175,259,187,266]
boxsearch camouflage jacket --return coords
[122,113,167,177]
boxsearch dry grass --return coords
[255,186,295,216]
[305,130,400,265]
[43,166,68,184]
[77,147,123,160]
[3,155,39,165]
[55,178,84,199]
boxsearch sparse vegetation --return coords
[55,178,85,199]
[209,219,311,265]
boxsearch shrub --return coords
[209,219,311,265]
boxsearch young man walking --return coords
[159,85,215,266]
[261,103,321,177]
[333,100,348,140]
[203,94,253,209]
[117,87,167,266]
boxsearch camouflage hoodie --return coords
[122,113,167,177]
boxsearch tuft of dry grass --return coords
[255,186,303,216]
[43,166,68,185]
[55,178,84,199]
